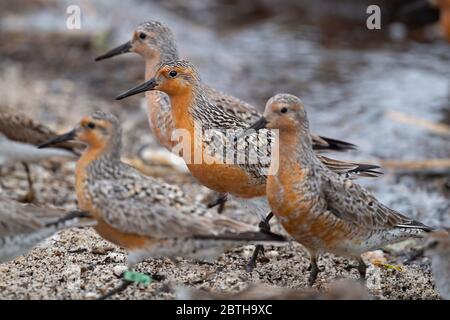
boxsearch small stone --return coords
[265,250,279,258]
[113,265,128,277]
[240,245,255,259]
[91,246,114,255]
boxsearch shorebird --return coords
[95,20,357,152]
[0,105,79,202]
[96,21,360,213]
[424,230,450,299]
[0,196,93,264]
[115,60,382,271]
[243,93,432,285]
[38,111,286,271]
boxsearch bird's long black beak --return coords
[247,116,268,132]
[242,116,268,135]
[95,41,132,61]
[234,116,268,141]
[38,129,77,149]
[115,78,158,100]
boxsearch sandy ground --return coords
[0,0,448,300]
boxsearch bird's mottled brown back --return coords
[0,105,79,153]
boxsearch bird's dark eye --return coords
[169,70,178,77]
[87,122,96,129]
[139,32,147,40]
[280,107,288,114]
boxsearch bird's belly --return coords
[187,163,266,198]
[76,189,153,251]
[94,219,153,251]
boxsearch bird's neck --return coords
[144,58,161,80]
[76,143,121,183]
[273,127,316,173]
[165,86,199,162]
[144,51,179,80]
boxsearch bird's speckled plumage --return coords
[0,197,94,263]
[97,20,357,153]
[261,94,431,283]
[42,111,285,266]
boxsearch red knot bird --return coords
[243,93,432,285]
[424,230,450,299]
[0,105,79,202]
[115,60,382,271]
[38,111,286,274]
[0,196,93,264]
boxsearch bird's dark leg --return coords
[246,212,274,272]
[356,256,367,281]
[20,163,35,203]
[206,193,228,214]
[308,251,319,286]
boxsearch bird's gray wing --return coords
[89,178,259,239]
[321,175,429,230]
[0,197,89,238]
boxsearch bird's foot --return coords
[206,193,228,213]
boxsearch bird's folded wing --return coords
[204,85,261,124]
[321,175,426,230]
[0,106,79,152]
[0,197,67,237]
[318,155,382,178]
[90,179,257,239]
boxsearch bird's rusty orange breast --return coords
[94,218,154,250]
[170,92,266,198]
[267,164,310,224]
[268,165,351,249]
[75,147,101,211]
[146,93,176,149]
[267,133,352,250]
[188,163,266,198]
